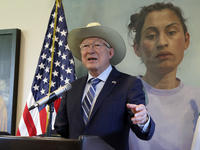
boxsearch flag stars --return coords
[47,33,52,39]
[69,59,75,65]
[61,30,67,36]
[58,40,63,47]
[36,73,42,80]
[43,77,48,84]
[59,16,63,22]
[51,81,56,87]
[56,26,60,33]
[64,78,70,84]
[60,75,63,81]
[61,53,67,60]
[47,56,52,63]
[53,70,59,77]
[33,84,39,91]
[50,47,56,53]
[40,88,45,95]
[53,36,58,42]
[54,60,61,67]
[49,47,53,52]
[65,44,69,50]
[41,53,47,60]
[65,67,72,74]
[57,50,61,57]
[52,12,57,18]
[61,64,65,70]
[50,22,54,28]
[39,63,45,69]
[44,43,49,49]
[45,67,50,73]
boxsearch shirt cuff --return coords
[137,113,150,133]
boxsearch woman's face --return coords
[134,9,190,74]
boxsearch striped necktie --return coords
[82,78,101,125]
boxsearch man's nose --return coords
[87,44,95,52]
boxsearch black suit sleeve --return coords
[127,78,155,140]
[54,91,69,138]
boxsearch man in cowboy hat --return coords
[54,22,155,150]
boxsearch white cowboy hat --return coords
[67,22,126,66]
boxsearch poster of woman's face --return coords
[64,0,200,89]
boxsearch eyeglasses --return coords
[79,43,111,51]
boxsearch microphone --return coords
[28,83,72,111]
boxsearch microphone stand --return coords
[46,102,54,137]
[45,92,59,137]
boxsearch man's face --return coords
[80,37,114,77]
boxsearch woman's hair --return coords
[128,2,188,44]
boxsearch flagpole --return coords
[46,0,59,137]
[48,0,59,93]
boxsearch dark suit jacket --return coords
[54,67,155,150]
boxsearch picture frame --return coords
[0,28,21,135]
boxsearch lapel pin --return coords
[112,81,116,84]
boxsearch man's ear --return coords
[133,43,142,57]
[184,32,190,50]
[109,47,115,59]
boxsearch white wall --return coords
[0,0,199,134]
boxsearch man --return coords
[54,22,155,150]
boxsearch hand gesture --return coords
[127,103,148,125]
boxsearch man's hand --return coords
[127,103,148,125]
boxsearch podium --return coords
[0,135,115,150]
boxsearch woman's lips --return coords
[156,51,172,60]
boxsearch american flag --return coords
[16,1,76,136]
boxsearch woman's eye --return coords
[147,35,157,40]
[168,31,176,36]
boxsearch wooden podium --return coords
[0,135,115,150]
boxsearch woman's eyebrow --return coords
[166,23,180,28]
[144,26,157,33]
[144,22,180,33]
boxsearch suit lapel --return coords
[88,67,121,123]
[72,76,88,126]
